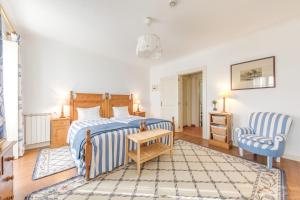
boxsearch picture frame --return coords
[230,56,276,90]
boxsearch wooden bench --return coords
[125,129,173,175]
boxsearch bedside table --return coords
[133,111,146,117]
[51,117,70,148]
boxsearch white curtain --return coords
[0,16,5,140]
[18,52,24,156]
[15,35,24,156]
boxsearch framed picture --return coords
[231,56,275,90]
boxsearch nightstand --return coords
[51,117,70,148]
[133,111,146,117]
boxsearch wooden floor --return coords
[182,126,202,138]
[13,148,77,200]
[13,132,300,200]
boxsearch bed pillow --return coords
[77,106,101,121]
[113,106,130,118]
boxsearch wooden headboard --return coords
[108,94,134,117]
[69,91,109,121]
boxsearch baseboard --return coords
[25,141,50,150]
[283,154,300,162]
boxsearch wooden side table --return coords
[125,129,173,175]
[51,117,70,148]
[133,111,146,117]
[208,112,232,149]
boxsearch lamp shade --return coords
[221,91,230,98]
[135,99,141,104]
[134,99,141,112]
[136,33,162,59]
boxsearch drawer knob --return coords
[3,175,14,182]
[4,156,14,161]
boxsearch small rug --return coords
[27,140,286,199]
[32,146,76,180]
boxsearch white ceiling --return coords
[3,0,300,67]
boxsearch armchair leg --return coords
[239,148,244,157]
[267,156,273,169]
[276,157,281,163]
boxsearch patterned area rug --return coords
[32,146,76,180]
[27,140,286,199]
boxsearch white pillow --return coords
[77,106,101,121]
[113,106,129,118]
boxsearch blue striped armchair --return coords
[235,112,293,169]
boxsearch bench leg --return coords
[169,133,173,159]
[267,156,273,169]
[137,143,141,175]
[239,148,244,157]
[137,162,141,175]
[125,137,129,165]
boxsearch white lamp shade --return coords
[136,33,162,59]
[135,99,141,104]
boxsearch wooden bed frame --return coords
[69,91,175,180]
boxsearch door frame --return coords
[178,66,208,139]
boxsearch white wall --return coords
[21,34,150,116]
[150,18,300,161]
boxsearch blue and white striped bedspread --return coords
[111,115,144,124]
[68,119,114,142]
[69,118,173,178]
[69,121,129,159]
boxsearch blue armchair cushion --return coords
[238,134,273,145]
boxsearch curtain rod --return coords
[0,4,16,35]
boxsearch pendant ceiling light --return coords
[136,17,162,59]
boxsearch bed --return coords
[68,91,174,180]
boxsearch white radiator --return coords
[25,113,51,149]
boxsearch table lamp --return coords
[60,104,65,118]
[135,99,141,112]
[59,95,69,118]
[221,91,230,113]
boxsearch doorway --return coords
[180,72,203,138]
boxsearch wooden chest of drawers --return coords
[51,118,70,148]
[0,141,16,200]
[133,111,146,117]
[208,112,232,149]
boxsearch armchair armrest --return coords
[271,134,286,149]
[234,127,255,144]
[235,127,255,138]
